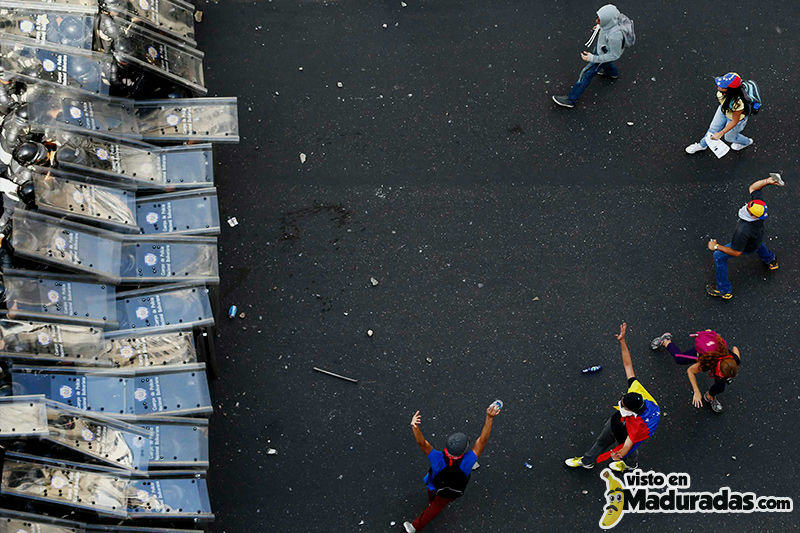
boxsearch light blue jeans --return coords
[699,106,751,148]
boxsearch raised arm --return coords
[749,174,782,193]
[410,411,433,455]
[616,322,635,380]
[472,404,500,457]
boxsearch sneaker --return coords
[731,140,753,151]
[650,333,672,350]
[552,95,575,108]
[685,142,707,154]
[769,172,785,186]
[767,259,779,270]
[610,460,637,472]
[565,456,594,469]
[597,71,619,79]
[704,393,723,413]
[705,284,732,300]
[403,522,417,533]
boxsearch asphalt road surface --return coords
[199,1,800,531]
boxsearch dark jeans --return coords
[666,343,730,397]
[582,413,638,465]
[714,241,775,294]
[567,61,619,103]
[412,490,455,530]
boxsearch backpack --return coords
[618,13,635,47]
[430,459,470,499]
[741,79,762,114]
[691,330,726,355]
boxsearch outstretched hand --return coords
[486,405,501,418]
[615,322,627,341]
[410,410,421,428]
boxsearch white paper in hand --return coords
[705,133,730,159]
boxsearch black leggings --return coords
[666,342,729,397]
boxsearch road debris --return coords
[313,367,358,384]
[267,448,278,455]
[194,10,203,22]
[228,305,238,319]
[370,277,379,286]
[299,153,307,163]
[227,217,238,227]
[367,329,374,337]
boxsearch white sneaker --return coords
[403,522,417,533]
[685,143,707,154]
[731,140,753,151]
[565,456,594,469]
[610,460,638,472]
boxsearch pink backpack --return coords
[690,330,727,354]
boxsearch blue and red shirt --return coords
[619,378,660,452]
[423,449,477,491]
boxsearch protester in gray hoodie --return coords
[553,4,630,108]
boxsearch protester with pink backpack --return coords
[650,330,741,413]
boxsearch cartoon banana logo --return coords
[599,468,626,529]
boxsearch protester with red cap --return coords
[706,174,785,299]
[686,72,754,154]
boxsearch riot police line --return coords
[0,1,236,530]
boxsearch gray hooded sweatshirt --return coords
[588,4,625,64]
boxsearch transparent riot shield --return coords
[11,364,212,417]
[0,318,115,366]
[2,270,118,329]
[136,416,208,469]
[9,210,123,283]
[135,188,219,236]
[24,85,140,140]
[112,284,213,337]
[44,400,151,471]
[0,508,86,533]
[126,471,212,520]
[87,526,202,533]
[0,3,96,49]
[0,452,130,517]
[29,166,139,233]
[100,19,205,95]
[134,98,238,143]
[0,35,114,95]
[120,236,219,285]
[0,395,49,437]
[101,0,196,46]
[11,365,127,414]
[52,130,214,190]
[128,364,211,417]
[100,330,196,368]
